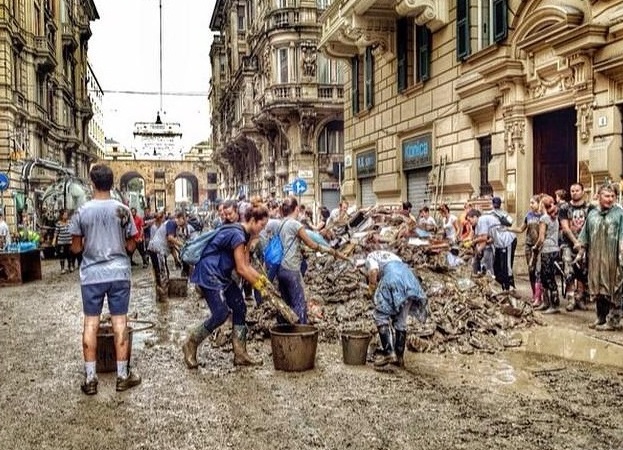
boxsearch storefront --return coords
[402,133,432,209]
[356,150,376,207]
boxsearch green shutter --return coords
[456,0,470,60]
[397,19,408,92]
[365,46,374,109]
[416,25,431,82]
[493,0,508,43]
[351,56,359,115]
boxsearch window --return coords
[457,0,507,60]
[207,173,217,184]
[351,55,360,114]
[317,121,344,154]
[351,48,374,113]
[277,48,288,83]
[317,54,345,84]
[237,5,245,31]
[397,19,431,92]
[478,136,493,196]
[364,46,374,109]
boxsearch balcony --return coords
[265,7,317,33]
[260,83,344,113]
[34,36,57,72]
[317,84,344,100]
[61,22,78,51]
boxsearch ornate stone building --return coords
[0,0,100,226]
[209,0,345,209]
[319,0,623,216]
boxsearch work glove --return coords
[368,283,377,298]
[252,275,270,292]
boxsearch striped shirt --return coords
[55,221,72,245]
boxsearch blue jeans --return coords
[373,298,412,331]
[277,267,307,324]
[200,282,246,332]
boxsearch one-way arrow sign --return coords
[0,172,9,192]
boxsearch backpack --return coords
[263,219,295,280]
[491,209,512,227]
[180,223,241,265]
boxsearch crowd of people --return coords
[65,163,623,396]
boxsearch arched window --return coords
[317,121,343,154]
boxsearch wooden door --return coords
[533,108,577,197]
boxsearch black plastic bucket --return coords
[270,324,319,372]
[95,320,154,373]
[341,330,372,365]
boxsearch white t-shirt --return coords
[365,250,401,276]
[442,214,458,242]
[0,220,10,246]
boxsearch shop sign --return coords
[402,133,432,170]
[321,182,340,189]
[356,150,376,178]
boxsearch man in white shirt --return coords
[0,213,10,249]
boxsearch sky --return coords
[89,0,216,151]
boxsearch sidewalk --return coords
[513,273,623,367]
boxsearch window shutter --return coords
[396,19,408,92]
[456,0,470,60]
[416,25,431,82]
[493,0,508,43]
[351,56,359,115]
[364,46,374,109]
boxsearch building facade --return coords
[86,61,104,160]
[0,0,100,227]
[318,0,623,217]
[209,0,345,210]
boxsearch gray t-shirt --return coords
[266,217,303,271]
[69,199,137,285]
[540,214,560,253]
[147,221,168,255]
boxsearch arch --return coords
[174,171,200,204]
[119,171,146,192]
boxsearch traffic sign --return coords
[0,172,9,192]
[291,178,308,195]
[283,183,292,192]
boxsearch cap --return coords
[491,197,502,207]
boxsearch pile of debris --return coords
[245,205,542,355]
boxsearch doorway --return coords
[533,108,577,197]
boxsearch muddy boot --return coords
[156,284,168,303]
[391,329,407,368]
[531,282,543,308]
[374,325,397,367]
[565,292,577,312]
[232,325,263,367]
[542,291,560,314]
[534,289,550,311]
[590,296,609,329]
[574,292,587,311]
[182,324,210,369]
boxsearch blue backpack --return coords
[180,223,241,265]
[263,219,295,280]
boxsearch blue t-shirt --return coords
[189,225,248,289]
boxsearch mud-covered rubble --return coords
[245,206,541,354]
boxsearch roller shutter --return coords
[359,178,375,207]
[407,169,429,209]
[321,189,340,212]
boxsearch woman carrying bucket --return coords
[363,250,428,367]
[182,198,272,369]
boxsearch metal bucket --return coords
[341,330,372,365]
[96,320,154,373]
[270,324,319,372]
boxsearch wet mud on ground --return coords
[1,260,622,450]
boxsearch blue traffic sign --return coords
[0,172,9,192]
[291,178,308,195]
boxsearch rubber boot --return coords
[565,292,577,312]
[543,290,560,314]
[391,330,407,368]
[534,289,550,311]
[156,283,168,303]
[531,282,543,308]
[575,291,587,311]
[374,325,397,367]
[589,296,609,329]
[232,325,263,366]
[182,323,210,369]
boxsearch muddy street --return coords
[1,260,622,450]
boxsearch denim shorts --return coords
[81,280,131,316]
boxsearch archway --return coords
[119,171,147,214]
[174,172,199,210]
